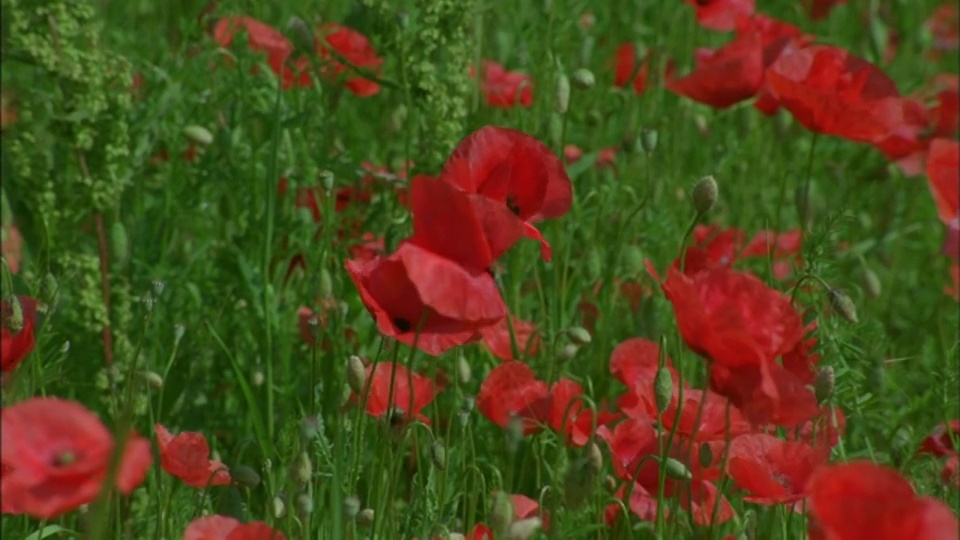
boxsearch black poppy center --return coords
[506,196,521,216]
[392,317,412,333]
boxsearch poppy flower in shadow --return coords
[477,315,541,361]
[154,424,231,488]
[666,27,764,108]
[477,361,549,434]
[803,0,848,20]
[927,138,959,225]
[315,23,383,97]
[349,362,437,425]
[213,16,310,89]
[612,44,674,95]
[475,60,534,108]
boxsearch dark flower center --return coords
[392,317,412,333]
[53,451,77,467]
[386,406,406,426]
[506,196,521,216]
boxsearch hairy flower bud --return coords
[555,73,570,114]
[827,288,859,324]
[347,355,366,395]
[692,175,718,215]
[183,125,214,146]
[571,68,595,90]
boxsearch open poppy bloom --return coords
[666,27,764,109]
[346,241,507,356]
[315,23,383,97]
[439,126,572,261]
[348,361,437,425]
[1,295,40,373]
[765,45,908,144]
[213,16,311,89]
[154,424,231,488]
[738,14,814,115]
[613,44,661,95]
[184,515,286,540]
[927,138,959,226]
[726,433,827,505]
[684,0,755,31]
[1,397,152,519]
[475,60,533,108]
[477,361,549,434]
[806,461,959,539]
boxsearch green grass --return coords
[1,0,958,538]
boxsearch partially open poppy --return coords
[154,424,231,488]
[315,23,383,97]
[475,61,533,108]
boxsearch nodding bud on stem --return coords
[357,508,375,527]
[654,366,673,414]
[827,288,859,324]
[347,355,366,395]
[343,495,361,519]
[663,457,693,480]
[566,326,592,346]
[555,73,570,114]
[231,465,261,488]
[286,16,315,53]
[456,355,471,384]
[692,175,718,215]
[571,68,595,90]
[272,497,286,519]
[430,439,447,470]
[3,296,23,334]
[557,343,580,363]
[860,265,882,298]
[641,128,658,154]
[183,125,214,146]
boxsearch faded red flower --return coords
[213,16,310,89]
[345,241,507,356]
[350,362,437,424]
[315,23,383,97]
[184,515,286,540]
[1,225,22,273]
[806,461,959,540]
[1,397,152,519]
[476,61,533,108]
[684,0,755,31]
[765,45,907,144]
[666,27,764,109]
[726,433,827,505]
[154,424,231,488]
[1,296,40,373]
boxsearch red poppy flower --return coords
[666,28,764,109]
[919,420,960,457]
[765,45,907,144]
[943,220,959,260]
[1,224,22,274]
[476,61,533,108]
[726,433,827,505]
[684,0,755,31]
[806,461,959,540]
[1,397,152,519]
[614,43,653,95]
[349,362,437,424]
[927,4,959,52]
[781,321,820,385]
[154,424,231,488]
[709,362,819,427]
[315,23,383,97]
[609,337,673,391]
[477,361,549,433]
[803,0,848,20]
[478,315,541,361]
[943,454,960,488]
[927,138,959,225]
[184,515,286,540]
[527,378,596,447]
[605,481,662,525]
[926,74,959,139]
[1,296,40,373]
[213,16,310,89]
[346,241,507,356]
[679,225,803,279]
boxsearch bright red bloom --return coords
[919,420,960,457]
[1,397,152,519]
[684,0,755,31]
[476,61,533,108]
[478,315,541,361]
[803,0,848,20]
[1,224,22,274]
[439,126,572,260]
[213,16,310,89]
[614,43,652,95]
[726,433,827,505]
[765,45,907,144]
[184,515,286,540]
[806,461,959,540]
[350,362,437,424]
[154,424,231,488]
[1,296,40,373]
[927,138,959,224]
[345,241,507,356]
[477,361,548,433]
[315,23,383,97]
[927,4,959,52]
[666,28,764,108]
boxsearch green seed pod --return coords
[347,355,366,395]
[640,128,658,154]
[110,221,129,267]
[183,125,214,146]
[692,175,719,215]
[571,68,595,90]
[827,288,859,324]
[566,326,592,346]
[654,366,673,414]
[663,457,693,480]
[555,73,571,114]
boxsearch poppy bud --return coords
[447,534,466,540]
[579,36,595,68]
[272,496,286,519]
[456,354,471,384]
[692,175,718,215]
[699,442,714,469]
[173,323,186,344]
[566,326,592,346]
[343,495,361,519]
[293,451,312,485]
[231,465,261,488]
[827,288,858,324]
[548,112,563,147]
[694,114,710,137]
[357,508,375,527]
[252,370,265,387]
[489,491,514,537]
[662,457,692,480]
[506,518,542,540]
[297,493,314,516]
[430,439,447,470]
[860,265,882,298]
[557,343,579,363]
[555,74,570,114]
[136,370,164,390]
[347,355,366,395]
[183,125,214,146]
[604,474,617,493]
[571,68,595,90]
[111,221,129,267]
[286,16,315,54]
[3,296,23,334]
[815,366,835,404]
[320,170,335,192]
[653,366,673,414]
[641,128,658,154]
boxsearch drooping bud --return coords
[506,517,542,540]
[183,125,214,146]
[343,495,361,519]
[231,465,261,488]
[293,451,313,485]
[557,343,579,363]
[296,493,313,516]
[827,288,859,324]
[456,354,471,384]
[430,439,447,470]
[489,491,515,537]
[3,296,23,334]
[814,366,835,404]
[286,16,315,54]
[662,457,693,480]
[694,114,710,137]
[252,370,265,387]
[640,127,658,154]
[692,175,718,215]
[347,355,366,395]
[698,442,714,469]
[136,370,164,390]
[357,508,375,527]
[272,496,286,519]
[555,73,571,114]
[571,68,595,90]
[860,265,882,298]
[566,326,592,346]
[654,366,673,414]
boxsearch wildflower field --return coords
[2,0,959,538]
